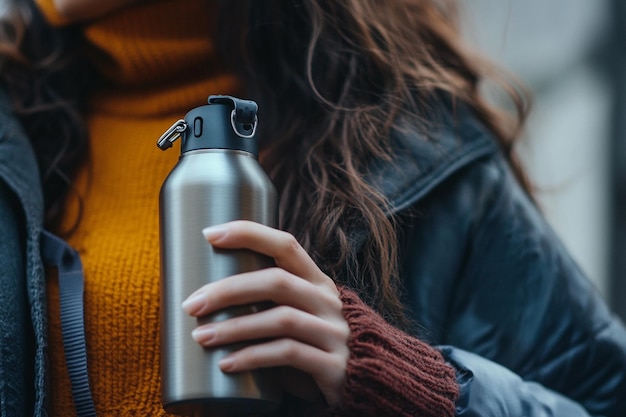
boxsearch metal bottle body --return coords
[159,148,281,417]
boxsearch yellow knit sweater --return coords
[38,0,240,414]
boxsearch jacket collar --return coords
[365,102,498,214]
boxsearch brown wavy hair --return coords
[0,0,529,324]
[217,0,530,323]
[0,0,94,233]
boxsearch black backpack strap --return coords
[41,230,96,417]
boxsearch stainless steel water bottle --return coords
[157,95,281,417]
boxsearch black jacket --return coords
[380,107,626,416]
[1,90,625,416]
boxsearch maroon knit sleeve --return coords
[327,286,459,417]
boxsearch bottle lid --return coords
[157,95,259,155]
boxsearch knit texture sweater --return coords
[38,1,458,415]
[38,0,240,415]
[331,288,458,417]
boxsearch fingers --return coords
[187,220,350,406]
[218,338,347,406]
[182,267,342,319]
[201,221,329,286]
[191,305,349,353]
[183,272,351,406]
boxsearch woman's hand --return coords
[181,220,351,406]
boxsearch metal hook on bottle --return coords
[157,119,188,150]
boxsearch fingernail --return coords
[202,225,227,241]
[182,292,206,315]
[191,327,216,344]
[219,357,235,372]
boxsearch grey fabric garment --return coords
[0,91,46,416]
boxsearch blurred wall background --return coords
[460,0,625,318]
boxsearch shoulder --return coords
[395,132,626,415]
[365,99,500,214]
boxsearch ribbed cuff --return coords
[329,287,459,417]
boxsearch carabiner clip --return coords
[157,119,187,150]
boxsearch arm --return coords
[183,222,460,417]
[404,155,626,417]
[329,287,458,417]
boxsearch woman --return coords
[0,0,625,416]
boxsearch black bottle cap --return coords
[180,95,259,155]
